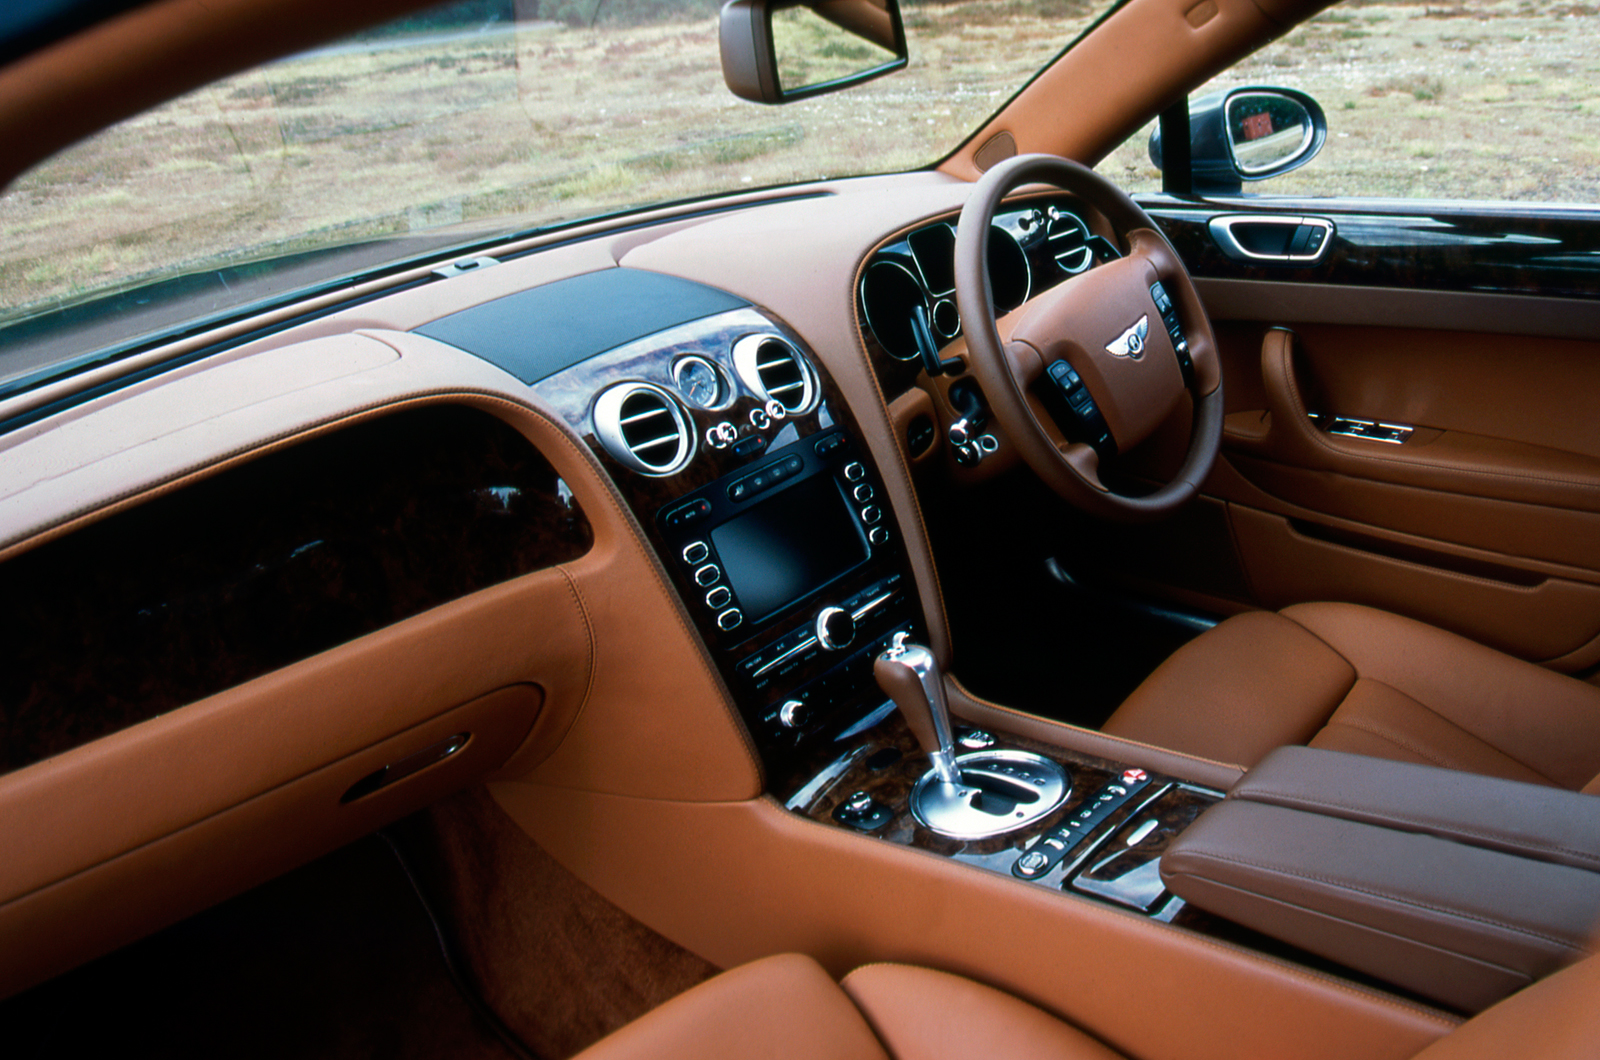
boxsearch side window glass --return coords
[1101,1,1600,204]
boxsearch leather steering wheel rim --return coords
[954,153,1224,523]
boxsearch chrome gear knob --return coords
[873,632,960,786]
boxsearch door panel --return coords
[1110,199,1600,670]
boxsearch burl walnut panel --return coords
[784,712,1218,896]
[0,404,592,775]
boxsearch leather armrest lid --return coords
[1231,747,1600,873]
[1161,800,1600,1012]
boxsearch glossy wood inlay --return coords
[784,712,1211,893]
[530,306,927,777]
[785,718,1435,999]
[1069,784,1219,915]
[1145,197,1600,299]
[0,405,592,775]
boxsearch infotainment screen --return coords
[712,475,869,623]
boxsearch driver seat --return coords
[1101,602,1600,792]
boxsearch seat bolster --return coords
[571,953,888,1060]
[841,963,1124,1060]
[1101,611,1355,769]
[1411,951,1600,1060]
[1310,679,1557,788]
[1285,603,1600,790]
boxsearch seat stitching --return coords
[1318,717,1464,773]
[1179,848,1589,953]
[1363,679,1564,786]
[767,799,1461,1030]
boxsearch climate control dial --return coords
[815,606,856,651]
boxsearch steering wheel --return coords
[954,154,1223,522]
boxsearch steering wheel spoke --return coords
[954,154,1224,522]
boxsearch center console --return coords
[523,294,927,775]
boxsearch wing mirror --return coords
[1150,87,1327,194]
[720,0,908,104]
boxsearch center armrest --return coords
[1160,747,1600,1013]
[1228,746,1600,872]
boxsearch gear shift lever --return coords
[874,631,961,786]
[874,631,1070,839]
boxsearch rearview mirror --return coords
[1149,86,1327,193]
[721,0,908,105]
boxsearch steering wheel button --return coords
[1068,388,1094,412]
[1150,281,1173,313]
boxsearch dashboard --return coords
[0,169,1470,1053]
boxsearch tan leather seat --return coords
[1103,602,1600,790]
[576,950,1600,1060]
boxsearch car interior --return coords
[1,0,1598,1056]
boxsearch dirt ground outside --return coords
[1,0,1596,333]
[1101,0,1600,202]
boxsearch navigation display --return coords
[712,476,868,623]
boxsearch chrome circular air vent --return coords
[1045,210,1093,274]
[732,334,817,415]
[593,382,694,476]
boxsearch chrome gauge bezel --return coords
[671,354,732,411]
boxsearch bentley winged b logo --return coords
[1105,314,1150,360]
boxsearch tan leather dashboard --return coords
[0,177,1462,1059]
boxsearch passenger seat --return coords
[574,950,1600,1060]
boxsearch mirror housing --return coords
[720,0,908,105]
[1150,86,1327,194]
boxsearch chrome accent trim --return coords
[778,699,805,729]
[910,750,1071,839]
[1207,214,1335,264]
[732,333,818,414]
[1310,411,1415,444]
[1125,819,1160,846]
[860,259,928,363]
[851,590,894,622]
[592,382,694,476]
[1045,208,1093,274]
[909,222,958,295]
[879,633,959,785]
[1105,315,1150,360]
[752,635,818,678]
[671,354,731,410]
[988,222,1033,313]
[785,745,872,811]
[815,605,854,650]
